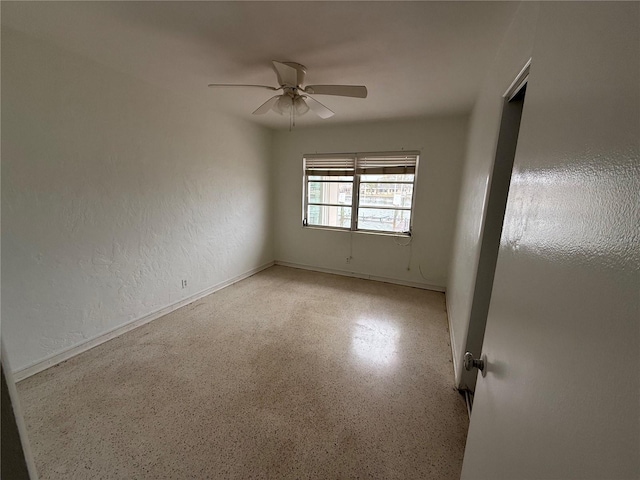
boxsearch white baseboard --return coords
[274,260,445,292]
[446,303,461,388]
[13,261,275,382]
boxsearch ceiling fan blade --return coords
[252,95,281,115]
[272,61,299,86]
[304,85,368,98]
[208,84,278,91]
[304,96,335,119]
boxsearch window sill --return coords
[302,225,411,238]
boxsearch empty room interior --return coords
[2,2,638,479]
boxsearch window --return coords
[303,151,419,234]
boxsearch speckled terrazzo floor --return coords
[17,266,468,479]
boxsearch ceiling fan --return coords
[208,61,367,121]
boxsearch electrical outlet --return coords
[346,257,351,264]
[181,279,187,289]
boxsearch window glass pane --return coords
[309,175,354,181]
[360,174,414,182]
[357,208,411,233]
[359,183,414,208]
[308,205,352,228]
[308,182,353,205]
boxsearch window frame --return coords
[302,151,420,236]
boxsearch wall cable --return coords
[418,264,430,281]
[393,235,412,247]
[392,234,412,270]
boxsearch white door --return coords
[461,3,639,479]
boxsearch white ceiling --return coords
[2,1,519,130]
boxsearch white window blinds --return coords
[303,155,355,177]
[304,152,419,176]
[356,153,418,175]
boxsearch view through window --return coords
[303,152,419,234]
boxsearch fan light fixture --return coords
[272,95,311,116]
[294,96,310,115]
[273,95,293,115]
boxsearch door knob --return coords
[464,352,486,377]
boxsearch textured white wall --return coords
[462,2,639,477]
[273,117,468,289]
[2,29,274,371]
[446,2,539,384]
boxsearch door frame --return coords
[459,60,531,394]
